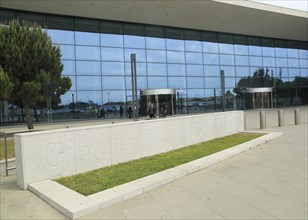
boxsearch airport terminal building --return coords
[0,0,307,123]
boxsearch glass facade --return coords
[1,9,307,123]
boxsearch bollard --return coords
[294,108,300,125]
[278,110,284,127]
[260,110,266,129]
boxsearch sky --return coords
[252,0,308,12]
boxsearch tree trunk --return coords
[22,99,34,129]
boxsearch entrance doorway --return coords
[239,87,273,109]
[140,89,176,117]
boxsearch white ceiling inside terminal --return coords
[1,0,307,41]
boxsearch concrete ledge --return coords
[29,131,281,220]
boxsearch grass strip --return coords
[0,138,15,160]
[56,132,263,196]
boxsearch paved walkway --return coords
[1,107,307,219]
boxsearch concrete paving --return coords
[1,107,307,219]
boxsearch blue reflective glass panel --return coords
[167,51,185,63]
[221,66,235,77]
[288,69,300,77]
[103,90,125,104]
[204,65,219,76]
[187,89,205,99]
[187,77,204,88]
[59,45,75,60]
[288,59,299,68]
[124,35,145,48]
[146,37,166,50]
[124,49,146,62]
[125,62,147,75]
[168,77,186,89]
[234,45,248,55]
[168,64,186,76]
[77,91,103,105]
[125,76,147,90]
[147,63,167,76]
[76,61,100,75]
[219,44,234,54]
[300,69,308,77]
[75,31,100,46]
[64,75,76,90]
[236,67,250,77]
[62,60,75,75]
[275,48,287,57]
[275,58,288,67]
[76,46,100,60]
[220,55,234,65]
[262,47,275,57]
[102,62,124,75]
[148,77,168,89]
[77,76,101,90]
[225,77,235,88]
[146,50,166,63]
[249,46,262,56]
[60,92,75,105]
[102,76,125,90]
[249,56,263,66]
[235,55,249,66]
[187,65,203,76]
[202,42,219,53]
[276,68,288,77]
[287,49,299,58]
[263,57,275,67]
[205,77,220,89]
[101,34,123,47]
[166,39,184,51]
[101,47,124,61]
[185,52,203,64]
[48,29,74,44]
[185,40,202,52]
[203,54,219,65]
[300,59,308,68]
[299,50,308,59]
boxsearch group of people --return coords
[148,102,168,119]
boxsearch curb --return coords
[29,131,282,220]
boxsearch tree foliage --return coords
[0,66,13,100]
[0,19,72,129]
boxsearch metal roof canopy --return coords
[1,0,307,42]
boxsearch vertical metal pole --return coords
[134,57,138,119]
[214,89,216,111]
[220,70,226,111]
[131,54,136,120]
[171,94,174,116]
[278,110,284,127]
[260,110,266,129]
[4,133,8,176]
[294,108,300,125]
[155,95,159,117]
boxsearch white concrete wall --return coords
[15,111,244,189]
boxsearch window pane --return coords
[48,30,74,44]
[204,65,219,76]
[187,77,204,88]
[101,34,123,47]
[300,69,308,77]
[249,46,262,56]
[220,54,234,65]
[225,77,235,88]
[124,49,146,62]
[126,76,147,90]
[124,35,145,48]
[288,59,299,68]
[62,60,75,75]
[167,64,186,76]
[234,45,248,55]
[59,45,75,60]
[205,77,220,89]
[75,32,100,46]
[235,55,249,66]
[76,61,100,75]
[103,91,125,104]
[167,51,185,63]
[146,37,166,50]
[299,50,308,59]
[64,75,76,90]
[101,47,124,61]
[77,76,101,90]
[236,67,250,77]
[249,56,263,66]
[77,91,103,105]
[275,58,288,67]
[187,65,203,76]
[147,50,166,63]
[166,39,184,51]
[300,59,308,68]
[148,63,167,76]
[262,47,275,57]
[263,57,275,67]
[289,69,300,77]
[275,48,287,57]
[168,77,186,89]
[125,62,147,75]
[219,43,234,54]
[102,76,125,90]
[203,42,219,53]
[76,46,100,60]
[276,68,288,78]
[221,66,235,77]
[60,91,76,105]
[148,77,168,89]
[287,49,299,58]
[204,54,219,65]
[186,52,203,64]
[185,40,202,52]
[102,62,124,75]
